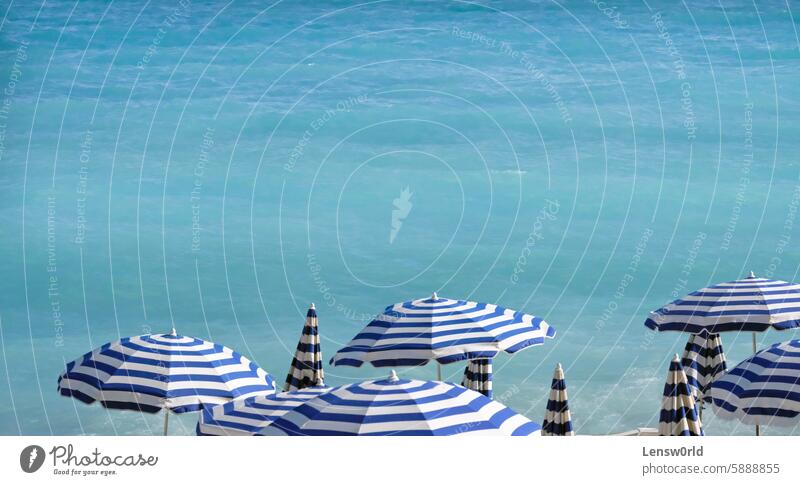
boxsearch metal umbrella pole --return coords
[752,332,760,437]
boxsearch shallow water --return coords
[1,0,799,435]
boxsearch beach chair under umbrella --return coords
[542,363,574,436]
[197,385,331,436]
[658,355,703,436]
[461,358,492,398]
[331,293,555,380]
[284,303,324,392]
[708,339,800,435]
[259,370,541,436]
[681,331,726,404]
[58,329,275,434]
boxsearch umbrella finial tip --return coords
[556,362,562,370]
[673,353,680,361]
[389,370,399,382]
[309,302,315,309]
[431,291,438,300]
[748,270,756,278]
[170,327,177,336]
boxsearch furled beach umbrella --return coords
[58,329,275,434]
[284,303,324,392]
[331,293,555,379]
[461,358,492,398]
[197,385,331,436]
[658,355,703,436]
[681,331,726,403]
[259,370,541,436]
[646,272,800,352]
[708,339,800,435]
[542,363,574,436]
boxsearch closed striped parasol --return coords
[658,355,703,436]
[708,339,800,430]
[681,332,726,403]
[284,304,324,392]
[197,386,331,436]
[461,358,492,398]
[58,330,275,434]
[331,293,555,370]
[260,370,541,436]
[542,363,574,436]
[645,273,800,334]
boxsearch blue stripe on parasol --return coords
[284,304,325,392]
[708,339,800,427]
[681,332,726,403]
[645,274,800,334]
[542,363,574,436]
[331,293,555,367]
[260,370,541,436]
[658,355,703,436]
[461,358,492,398]
[197,386,331,436]
[58,330,275,413]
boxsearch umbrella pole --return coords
[437,363,442,381]
[163,410,170,436]
[751,333,760,436]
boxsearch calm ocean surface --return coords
[1,1,799,435]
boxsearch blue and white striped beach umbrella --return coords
[461,358,492,398]
[58,330,275,433]
[331,293,555,368]
[259,370,541,436]
[284,304,324,392]
[197,386,332,436]
[708,339,800,429]
[658,355,703,436]
[646,273,800,334]
[681,332,726,403]
[542,363,574,436]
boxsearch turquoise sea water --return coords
[1,1,799,435]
